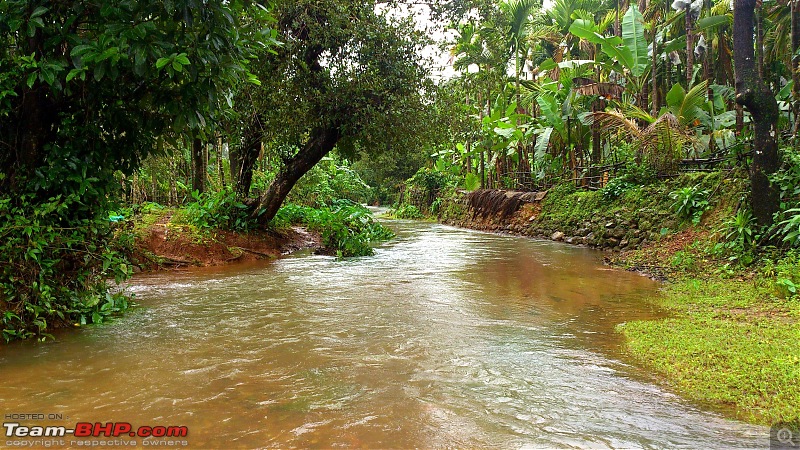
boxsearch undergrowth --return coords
[273,200,394,257]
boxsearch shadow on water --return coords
[0,220,767,449]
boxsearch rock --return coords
[552,231,565,241]
[576,228,588,236]
[605,221,616,228]
[629,238,641,246]
[612,227,626,239]
[606,237,620,247]
[620,239,629,248]
[639,220,652,232]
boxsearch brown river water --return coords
[0,219,767,449]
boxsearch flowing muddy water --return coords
[1,220,766,448]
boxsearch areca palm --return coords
[500,0,540,105]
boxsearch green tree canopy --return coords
[0,0,276,197]
[241,0,435,223]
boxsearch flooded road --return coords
[0,220,766,448]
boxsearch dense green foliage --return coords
[0,194,131,342]
[0,0,276,340]
[274,201,394,257]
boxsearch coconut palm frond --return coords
[615,102,657,124]
[666,80,710,127]
[711,0,732,17]
[574,82,626,100]
[590,111,644,141]
[637,113,693,172]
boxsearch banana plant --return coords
[568,5,650,98]
[481,100,531,168]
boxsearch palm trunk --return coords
[651,28,659,116]
[218,137,226,188]
[686,11,694,87]
[478,91,486,189]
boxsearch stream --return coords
[0,220,767,448]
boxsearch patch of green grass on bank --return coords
[618,279,800,424]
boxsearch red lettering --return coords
[74,423,92,437]
[165,426,188,437]
[113,423,132,437]
[138,426,152,437]
[94,422,113,437]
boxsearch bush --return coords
[286,158,373,207]
[0,193,131,342]
[173,187,257,232]
[712,209,758,267]
[390,204,424,219]
[273,200,394,257]
[407,167,456,194]
[601,177,636,201]
[777,208,800,247]
[670,185,711,225]
[771,146,800,209]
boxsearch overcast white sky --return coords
[378,3,455,81]
[383,1,555,82]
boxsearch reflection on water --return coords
[0,221,766,448]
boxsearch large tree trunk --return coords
[253,126,340,225]
[191,138,206,194]
[235,138,261,199]
[734,0,780,226]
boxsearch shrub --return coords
[390,204,424,219]
[273,200,394,257]
[670,185,711,225]
[0,193,131,342]
[173,187,257,232]
[777,208,800,247]
[601,177,636,201]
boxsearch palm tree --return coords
[500,0,540,108]
[590,80,710,172]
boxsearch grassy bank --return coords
[618,279,800,424]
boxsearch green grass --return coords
[618,279,800,424]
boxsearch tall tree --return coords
[0,1,276,196]
[733,0,780,226]
[244,0,431,224]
